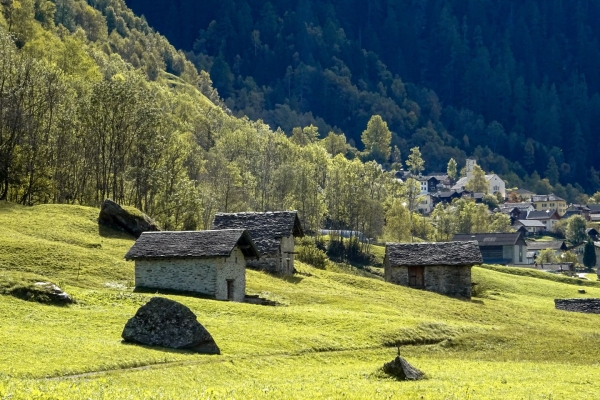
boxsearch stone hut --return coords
[384,241,482,298]
[125,230,259,302]
[212,211,304,275]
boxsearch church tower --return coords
[466,157,477,179]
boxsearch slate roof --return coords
[513,220,545,228]
[125,229,259,260]
[385,241,482,267]
[212,211,304,256]
[531,194,565,202]
[452,233,526,247]
[515,188,535,195]
[527,210,559,220]
[501,202,533,211]
[526,240,567,251]
[587,204,600,213]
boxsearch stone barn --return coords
[125,229,259,302]
[384,241,482,299]
[212,211,304,275]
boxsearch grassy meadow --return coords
[1,202,600,398]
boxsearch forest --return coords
[1,0,599,250]
[126,0,600,194]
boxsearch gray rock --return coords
[383,356,425,381]
[33,282,73,304]
[98,199,159,238]
[555,298,600,314]
[122,297,220,354]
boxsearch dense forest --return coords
[126,0,600,194]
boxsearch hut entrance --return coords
[408,267,424,288]
[226,280,234,300]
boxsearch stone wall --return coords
[384,261,471,298]
[247,235,296,275]
[134,247,246,302]
[554,299,600,314]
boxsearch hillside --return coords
[2,202,600,398]
[127,0,600,193]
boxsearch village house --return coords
[431,190,463,206]
[451,158,506,198]
[125,230,260,302]
[587,205,600,222]
[417,194,433,214]
[531,194,567,216]
[384,241,482,299]
[499,202,535,223]
[526,240,568,265]
[507,188,536,202]
[562,204,591,221]
[567,241,600,266]
[212,211,304,275]
[512,220,546,236]
[452,232,527,265]
[526,209,561,231]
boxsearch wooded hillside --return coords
[126,0,600,192]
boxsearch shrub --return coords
[296,237,329,269]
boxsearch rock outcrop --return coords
[122,297,220,354]
[554,298,600,314]
[382,356,425,381]
[33,282,74,304]
[98,199,159,238]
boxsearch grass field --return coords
[2,202,600,399]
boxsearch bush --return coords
[296,237,329,269]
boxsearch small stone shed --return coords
[384,241,483,298]
[212,211,304,275]
[125,230,259,302]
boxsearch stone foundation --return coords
[554,299,600,314]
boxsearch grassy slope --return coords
[1,203,600,398]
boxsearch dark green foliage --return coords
[295,237,328,269]
[127,0,600,192]
[583,240,597,270]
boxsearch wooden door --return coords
[408,266,424,288]
[226,280,234,301]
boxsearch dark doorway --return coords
[226,280,234,300]
[408,266,425,288]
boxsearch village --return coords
[121,156,600,305]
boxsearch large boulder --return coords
[122,297,220,354]
[98,199,159,238]
[382,356,425,381]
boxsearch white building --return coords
[451,158,506,198]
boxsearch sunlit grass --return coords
[2,202,600,398]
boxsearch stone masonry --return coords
[554,299,600,314]
[135,247,246,302]
[386,265,472,298]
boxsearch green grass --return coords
[2,202,600,398]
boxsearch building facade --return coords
[452,233,527,265]
[212,211,304,275]
[125,230,259,302]
[384,241,482,298]
[531,194,567,216]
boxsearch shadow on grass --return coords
[120,341,219,355]
[98,223,135,240]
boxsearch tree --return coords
[583,240,597,270]
[361,115,391,162]
[490,213,512,233]
[566,215,587,245]
[391,146,402,170]
[406,147,424,176]
[545,157,559,186]
[537,249,558,264]
[447,158,457,183]
[466,165,488,193]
